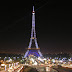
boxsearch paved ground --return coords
[23,64,72,72]
[23,65,58,72]
[52,66,72,72]
[1,64,72,72]
[0,64,23,72]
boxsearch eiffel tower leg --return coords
[24,38,32,58]
[24,50,29,58]
[38,50,43,57]
[34,39,43,57]
[34,39,39,48]
[28,39,32,48]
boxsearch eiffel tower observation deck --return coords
[24,6,43,58]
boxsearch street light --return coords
[5,65,6,71]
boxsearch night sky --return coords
[0,0,72,54]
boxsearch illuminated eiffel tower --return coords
[24,6,43,58]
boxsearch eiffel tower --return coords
[24,6,43,58]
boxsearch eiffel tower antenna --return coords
[24,6,43,58]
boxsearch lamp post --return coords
[5,65,6,71]
[9,64,11,69]
[14,63,15,67]
[12,63,13,67]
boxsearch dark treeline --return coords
[0,53,23,57]
[43,53,70,58]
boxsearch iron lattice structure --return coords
[24,6,43,58]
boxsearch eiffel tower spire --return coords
[24,6,43,58]
[33,6,34,12]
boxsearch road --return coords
[24,64,58,72]
[32,65,58,72]
[1,63,72,72]
[0,64,24,72]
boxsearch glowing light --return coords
[52,59,55,63]
[5,65,6,71]
[33,13,35,15]
[43,58,46,60]
[46,67,50,71]
[1,64,5,66]
[38,57,44,62]
[70,64,72,66]
[59,60,63,63]
[33,61,37,65]
[30,58,34,62]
